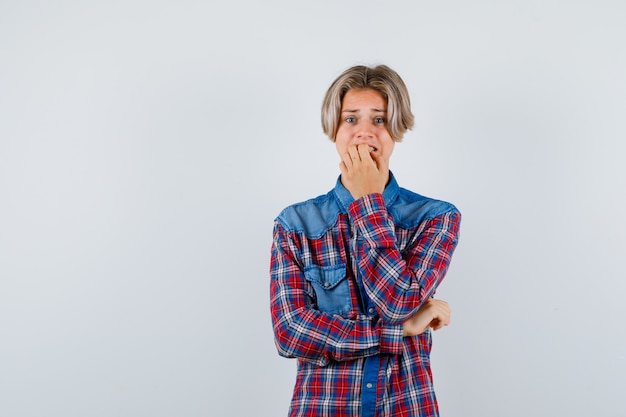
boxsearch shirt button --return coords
[366,383,373,389]
[323,282,330,288]
[368,307,375,314]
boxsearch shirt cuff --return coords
[348,193,396,247]
[378,322,404,354]
[347,193,386,222]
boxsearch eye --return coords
[374,117,385,124]
[345,116,356,123]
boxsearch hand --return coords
[402,299,451,337]
[339,144,389,200]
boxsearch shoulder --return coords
[390,187,461,229]
[275,190,343,238]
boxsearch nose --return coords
[354,121,375,141]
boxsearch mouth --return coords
[369,146,377,153]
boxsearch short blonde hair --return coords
[321,65,415,142]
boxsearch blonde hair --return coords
[321,65,415,142]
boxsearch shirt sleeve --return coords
[269,220,405,367]
[348,193,461,325]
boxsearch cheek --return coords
[335,133,349,155]
[384,141,395,157]
[335,141,345,156]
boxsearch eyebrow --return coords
[341,108,387,113]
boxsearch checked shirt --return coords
[270,173,461,417]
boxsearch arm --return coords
[348,193,461,325]
[269,220,404,367]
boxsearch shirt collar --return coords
[333,171,400,211]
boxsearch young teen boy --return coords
[270,64,461,417]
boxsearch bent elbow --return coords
[273,322,297,359]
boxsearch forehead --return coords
[341,88,387,110]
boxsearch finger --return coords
[360,145,380,167]
[347,145,361,162]
[370,147,387,167]
[341,151,353,170]
[357,144,372,159]
[369,150,380,167]
[437,310,451,327]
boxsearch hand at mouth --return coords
[339,144,389,199]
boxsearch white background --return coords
[1,1,625,416]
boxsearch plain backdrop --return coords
[1,1,625,416]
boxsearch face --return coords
[335,88,395,165]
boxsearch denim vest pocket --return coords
[304,264,351,316]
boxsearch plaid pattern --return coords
[270,179,461,417]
